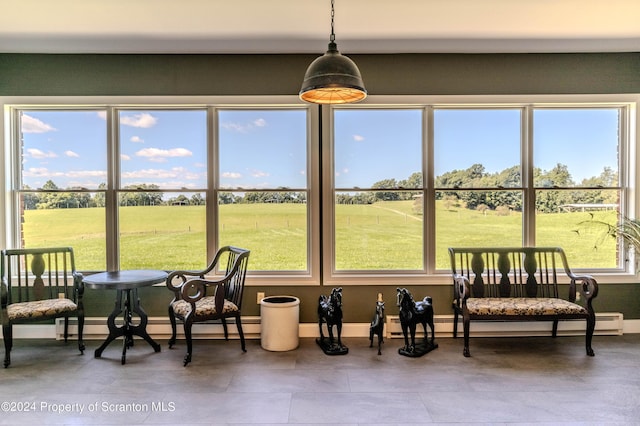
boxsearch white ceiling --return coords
[1,0,640,54]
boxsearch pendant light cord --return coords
[330,0,335,44]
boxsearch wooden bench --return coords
[449,247,598,357]
[1,247,85,367]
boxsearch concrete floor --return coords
[0,333,639,425]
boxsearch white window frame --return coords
[1,94,638,286]
[1,96,320,286]
[322,95,639,285]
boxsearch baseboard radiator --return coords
[385,312,624,339]
[39,312,622,341]
[53,316,263,341]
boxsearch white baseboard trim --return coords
[4,312,632,340]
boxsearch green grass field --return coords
[22,201,618,271]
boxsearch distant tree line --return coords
[21,180,307,210]
[335,163,618,214]
[222,191,307,204]
[21,164,617,213]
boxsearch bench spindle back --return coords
[449,247,568,300]
[2,247,78,304]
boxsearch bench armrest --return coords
[568,273,598,305]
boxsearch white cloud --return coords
[130,136,144,143]
[120,113,157,128]
[21,114,56,133]
[26,148,57,159]
[353,134,365,142]
[221,118,268,133]
[221,122,245,132]
[250,170,269,178]
[171,168,205,181]
[121,154,131,161]
[135,147,193,159]
[65,150,80,158]
[141,181,201,189]
[66,170,107,178]
[23,167,61,178]
[148,157,168,163]
[96,111,107,120]
[222,172,242,179]
[122,168,180,179]
[23,167,105,180]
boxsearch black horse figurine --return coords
[396,287,437,357]
[369,293,385,355]
[317,287,348,355]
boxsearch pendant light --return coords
[299,0,367,104]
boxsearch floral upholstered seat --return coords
[171,297,238,318]
[466,297,588,317]
[6,298,78,321]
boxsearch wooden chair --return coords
[166,246,250,366]
[1,247,85,367]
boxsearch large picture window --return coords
[4,96,634,285]
[217,109,309,272]
[118,109,208,270]
[434,108,523,270]
[533,108,621,269]
[18,109,108,270]
[325,101,630,284]
[10,103,316,279]
[333,109,424,272]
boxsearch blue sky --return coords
[218,110,307,189]
[434,108,620,183]
[20,107,619,191]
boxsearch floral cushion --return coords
[6,298,77,321]
[467,297,588,316]
[172,297,238,318]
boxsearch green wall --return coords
[2,52,640,322]
[2,53,639,96]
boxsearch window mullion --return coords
[105,106,119,271]
[523,105,535,245]
[425,106,436,274]
[208,106,218,262]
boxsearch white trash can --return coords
[260,295,300,351]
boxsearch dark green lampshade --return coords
[300,42,367,104]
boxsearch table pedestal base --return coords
[94,288,161,364]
